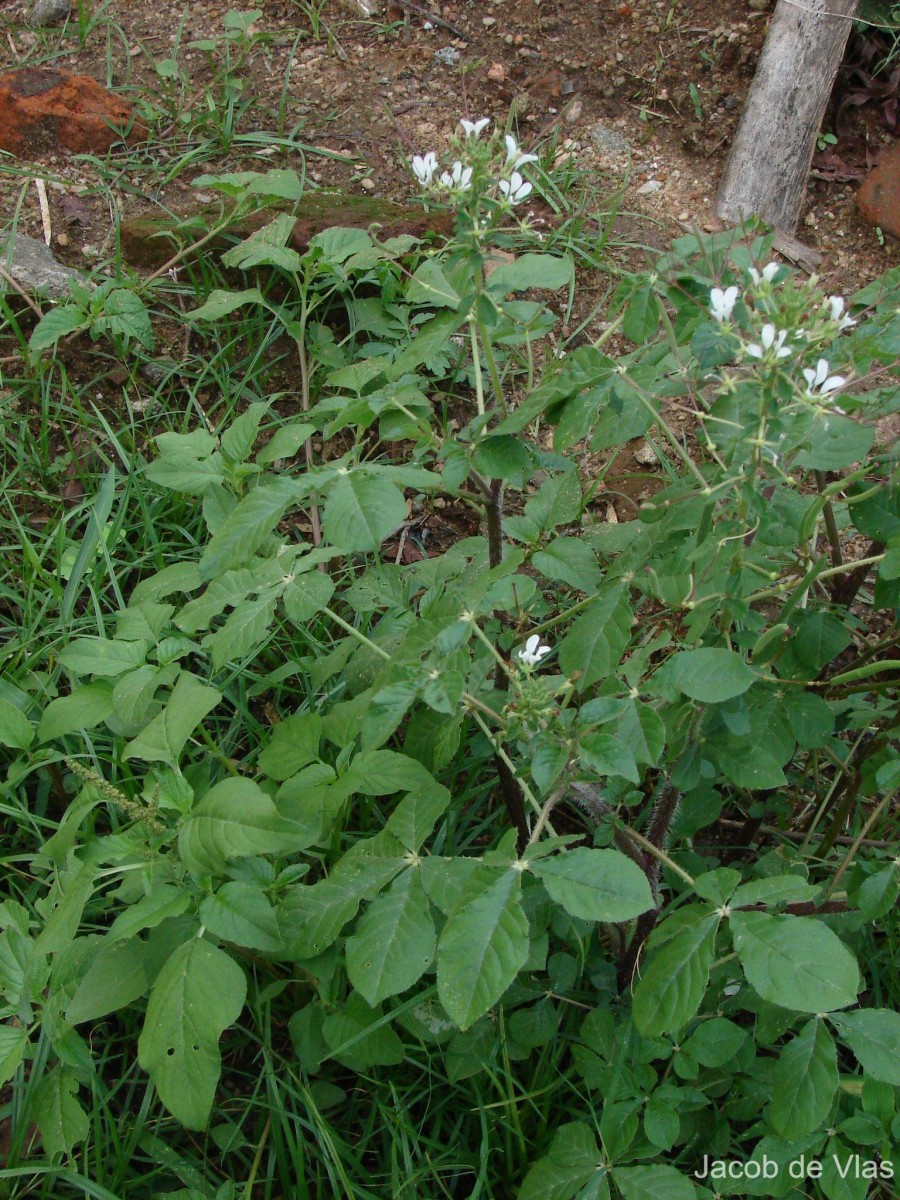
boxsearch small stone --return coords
[589,121,631,163]
[360,176,375,191]
[0,231,87,299]
[488,61,505,82]
[564,98,583,123]
[30,0,71,26]
[636,179,662,195]
[482,16,496,26]
[55,231,69,246]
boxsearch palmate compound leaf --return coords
[437,866,530,1029]
[632,912,720,1037]
[346,868,436,1006]
[531,849,654,923]
[137,937,246,1130]
[518,1121,604,1200]
[730,911,860,1013]
[767,1018,838,1138]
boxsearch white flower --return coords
[504,134,539,169]
[748,262,780,286]
[460,117,490,138]
[411,151,438,186]
[709,285,739,324]
[746,324,791,360]
[498,170,533,205]
[803,358,845,397]
[826,295,856,331]
[517,634,552,666]
[439,160,473,190]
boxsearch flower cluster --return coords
[706,262,856,413]
[409,118,539,207]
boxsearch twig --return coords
[394,0,471,41]
[0,264,44,319]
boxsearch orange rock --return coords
[857,145,900,239]
[0,68,145,159]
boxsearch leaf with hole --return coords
[137,938,246,1130]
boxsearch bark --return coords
[716,0,859,233]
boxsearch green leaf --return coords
[179,777,303,876]
[346,868,435,1005]
[577,733,639,783]
[532,537,602,593]
[621,281,661,344]
[38,682,115,741]
[220,400,270,465]
[644,1097,679,1151]
[29,305,88,357]
[137,938,246,1130]
[385,783,451,852]
[633,913,719,1036]
[123,673,221,766]
[518,1121,602,1200]
[93,288,153,349]
[486,252,573,295]
[682,1016,747,1068]
[664,647,756,703]
[532,849,653,922]
[188,286,268,321]
[768,1018,838,1137]
[320,993,404,1071]
[282,572,336,622]
[199,882,283,952]
[437,868,529,1029]
[258,712,322,781]
[616,700,665,766]
[796,414,874,471]
[107,883,190,941]
[323,471,407,552]
[830,1009,900,1084]
[59,636,149,678]
[35,861,96,955]
[200,477,300,578]
[257,421,316,466]
[472,435,532,480]
[31,1067,88,1158]
[0,1022,29,1087]
[0,698,33,750]
[209,590,278,669]
[559,618,610,691]
[65,938,150,1024]
[406,259,462,308]
[730,911,860,1013]
[614,1164,696,1200]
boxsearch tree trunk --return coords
[716,0,859,233]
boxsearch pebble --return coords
[360,177,375,191]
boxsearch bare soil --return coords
[0,0,896,282]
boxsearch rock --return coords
[0,68,146,159]
[0,232,87,300]
[857,145,900,240]
[120,191,456,270]
[589,122,631,166]
[31,0,72,25]
[636,179,662,195]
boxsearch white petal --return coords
[760,324,775,349]
[746,344,763,358]
[748,267,761,286]
[762,262,780,282]
[821,374,845,394]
